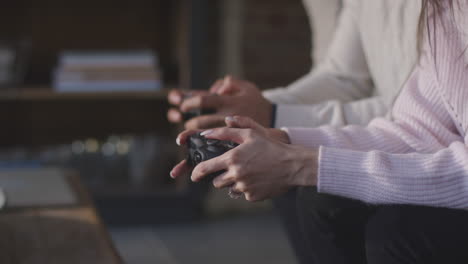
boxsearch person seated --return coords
[172,0,468,263]
[168,1,421,263]
[168,0,420,131]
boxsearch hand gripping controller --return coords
[181,93,216,121]
[182,108,216,122]
[187,133,238,181]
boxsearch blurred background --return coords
[0,0,313,263]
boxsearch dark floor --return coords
[110,211,297,264]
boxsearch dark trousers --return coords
[274,187,468,264]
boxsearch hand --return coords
[178,76,273,129]
[170,116,290,178]
[170,116,318,202]
[167,77,229,123]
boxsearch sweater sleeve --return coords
[263,0,383,128]
[283,17,468,209]
[318,141,468,209]
[273,96,389,128]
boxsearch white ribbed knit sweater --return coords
[264,0,420,128]
[285,7,468,210]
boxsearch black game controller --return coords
[181,93,216,121]
[187,133,238,181]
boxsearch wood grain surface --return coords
[0,173,122,264]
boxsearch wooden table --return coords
[0,173,123,264]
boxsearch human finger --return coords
[216,75,241,95]
[191,155,229,182]
[225,116,265,131]
[212,172,237,189]
[209,78,225,93]
[184,115,226,130]
[167,108,183,123]
[180,94,224,113]
[243,191,265,202]
[170,160,191,179]
[201,127,255,144]
[169,89,212,105]
[176,129,203,146]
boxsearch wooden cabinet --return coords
[0,0,218,224]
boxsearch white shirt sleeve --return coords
[263,0,390,128]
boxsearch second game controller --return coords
[181,93,216,121]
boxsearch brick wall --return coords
[242,0,311,89]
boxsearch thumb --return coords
[225,116,265,131]
[209,78,224,93]
[216,75,240,95]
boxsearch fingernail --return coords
[200,130,214,136]
[176,137,181,146]
[170,171,175,179]
[225,116,235,122]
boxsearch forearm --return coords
[263,0,373,106]
[286,144,318,187]
[284,130,468,210]
[273,96,390,128]
[318,142,468,210]
[263,68,373,106]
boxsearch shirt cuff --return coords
[316,146,375,202]
[275,105,317,128]
[270,104,277,128]
[274,102,347,128]
[281,126,336,149]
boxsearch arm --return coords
[317,141,468,209]
[284,18,468,209]
[168,1,377,129]
[264,1,385,128]
[263,0,371,104]
[301,0,342,64]
[273,96,389,128]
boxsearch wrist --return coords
[288,146,318,187]
[259,99,274,127]
[269,104,277,128]
[267,129,291,144]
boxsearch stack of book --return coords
[53,50,162,92]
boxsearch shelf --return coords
[0,87,172,101]
[0,86,178,148]
[0,0,212,205]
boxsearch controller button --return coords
[193,151,204,164]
